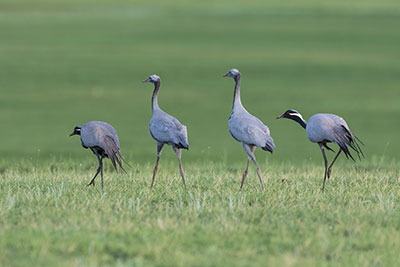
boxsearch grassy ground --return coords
[1,160,400,266]
[1,0,400,266]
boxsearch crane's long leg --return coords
[151,142,164,188]
[172,146,187,189]
[243,144,265,192]
[88,167,100,186]
[240,157,251,191]
[88,152,102,187]
[100,157,104,189]
[327,149,342,179]
[319,144,329,192]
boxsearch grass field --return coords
[1,0,400,266]
[1,161,400,266]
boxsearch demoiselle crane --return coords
[224,68,275,192]
[276,109,364,191]
[142,74,189,188]
[69,121,127,189]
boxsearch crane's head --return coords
[69,126,82,136]
[223,68,240,78]
[142,74,160,84]
[276,109,304,121]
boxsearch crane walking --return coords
[143,74,189,188]
[276,109,364,191]
[224,68,275,192]
[69,121,127,189]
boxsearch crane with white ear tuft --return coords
[143,74,189,189]
[277,109,364,191]
[69,121,129,189]
[224,68,275,192]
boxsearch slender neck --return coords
[232,74,243,110]
[152,80,160,112]
[291,115,307,129]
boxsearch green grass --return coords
[1,160,400,266]
[1,0,400,266]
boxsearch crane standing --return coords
[224,69,275,192]
[277,109,363,191]
[143,74,189,188]
[69,121,127,189]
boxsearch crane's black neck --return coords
[290,115,307,129]
[152,80,160,112]
[232,74,243,110]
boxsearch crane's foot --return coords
[87,181,95,186]
[327,168,332,179]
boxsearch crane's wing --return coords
[229,113,275,152]
[100,122,120,148]
[328,116,364,160]
[81,121,127,172]
[174,123,189,149]
[150,115,189,149]
[81,121,120,149]
[247,125,275,152]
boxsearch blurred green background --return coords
[0,0,399,166]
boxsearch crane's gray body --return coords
[229,104,275,151]
[80,121,120,151]
[306,113,353,149]
[70,120,126,188]
[150,109,188,149]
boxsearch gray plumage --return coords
[150,109,189,149]
[229,110,275,153]
[224,68,275,192]
[69,121,127,188]
[143,74,188,188]
[306,113,363,160]
[277,109,364,191]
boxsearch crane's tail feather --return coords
[109,154,118,171]
[104,135,129,174]
[350,135,364,160]
[354,135,365,146]
[115,154,127,174]
[353,137,364,158]
[339,126,364,161]
[115,151,129,174]
[118,152,131,168]
[175,142,189,150]
[341,145,355,161]
[261,144,274,153]
[262,138,275,154]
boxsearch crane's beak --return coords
[142,80,148,83]
[276,115,283,119]
[223,73,228,77]
[69,132,75,136]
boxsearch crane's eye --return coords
[286,112,289,115]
